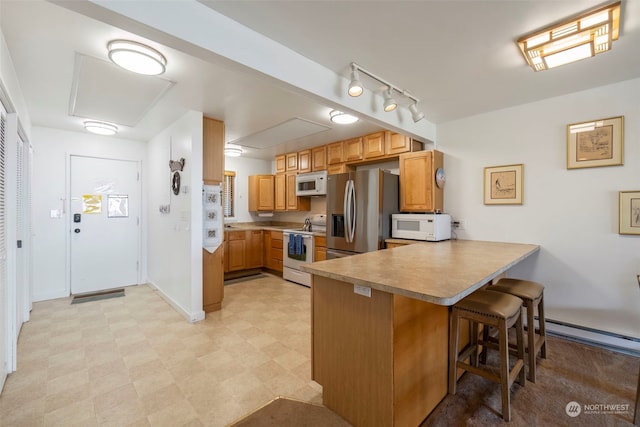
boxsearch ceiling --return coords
[2,0,640,160]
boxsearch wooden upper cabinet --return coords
[399,150,444,213]
[311,146,327,171]
[363,131,387,160]
[203,117,225,184]
[298,149,312,173]
[344,137,363,162]
[275,155,286,173]
[327,141,344,164]
[327,163,347,175]
[286,152,298,171]
[248,175,275,211]
[286,172,310,211]
[274,173,286,211]
[386,132,413,155]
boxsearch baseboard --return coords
[545,318,640,357]
[32,290,69,302]
[146,281,205,323]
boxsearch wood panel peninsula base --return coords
[303,240,540,427]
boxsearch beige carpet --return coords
[229,396,350,427]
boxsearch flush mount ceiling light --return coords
[345,62,425,122]
[84,120,118,135]
[517,1,621,71]
[329,110,359,125]
[108,40,167,75]
[224,144,243,157]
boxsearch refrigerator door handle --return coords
[343,180,351,243]
[349,180,356,243]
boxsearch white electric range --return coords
[282,214,326,287]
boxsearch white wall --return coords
[146,111,204,322]
[438,77,640,339]
[224,156,272,223]
[31,127,147,301]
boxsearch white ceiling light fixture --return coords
[224,144,243,157]
[108,40,167,75]
[517,1,621,71]
[348,64,363,97]
[329,110,359,125]
[408,102,425,123]
[383,88,397,112]
[345,62,425,122]
[84,120,118,135]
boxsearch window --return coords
[222,171,236,218]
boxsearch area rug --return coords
[229,396,351,427]
[71,288,125,304]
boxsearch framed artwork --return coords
[619,191,640,235]
[567,116,624,169]
[484,164,523,205]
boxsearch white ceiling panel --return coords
[231,118,330,149]
[69,54,174,127]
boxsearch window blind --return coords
[223,171,235,218]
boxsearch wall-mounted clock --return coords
[435,167,446,189]
[172,171,181,195]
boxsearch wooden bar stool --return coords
[449,289,526,422]
[489,278,546,383]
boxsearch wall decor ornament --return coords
[618,191,640,235]
[169,157,185,172]
[484,164,524,205]
[172,171,181,195]
[566,116,623,169]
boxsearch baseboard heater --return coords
[544,317,640,357]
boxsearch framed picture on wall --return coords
[483,164,523,205]
[566,116,624,169]
[619,191,640,235]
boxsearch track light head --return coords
[383,88,397,112]
[348,67,363,97]
[409,102,425,122]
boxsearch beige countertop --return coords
[301,240,540,306]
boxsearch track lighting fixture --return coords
[383,88,397,112]
[408,102,425,123]
[348,64,363,97]
[345,62,425,122]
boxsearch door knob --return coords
[74,228,81,233]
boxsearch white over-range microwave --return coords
[392,213,451,241]
[295,171,327,196]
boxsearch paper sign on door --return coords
[82,195,102,214]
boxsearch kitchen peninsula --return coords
[302,239,539,427]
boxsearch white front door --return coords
[70,156,140,295]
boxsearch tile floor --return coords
[0,274,322,426]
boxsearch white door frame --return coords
[65,154,142,296]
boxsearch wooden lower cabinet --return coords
[312,276,448,427]
[227,239,246,271]
[314,235,326,261]
[202,246,224,312]
[265,230,283,272]
[246,230,263,268]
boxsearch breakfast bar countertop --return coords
[302,239,540,306]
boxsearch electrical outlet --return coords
[452,219,465,230]
[354,285,372,298]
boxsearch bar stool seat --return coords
[449,289,526,421]
[490,278,546,382]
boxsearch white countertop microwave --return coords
[392,213,451,241]
[296,171,327,196]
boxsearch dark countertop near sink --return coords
[224,221,326,236]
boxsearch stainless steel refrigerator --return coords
[326,168,399,258]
